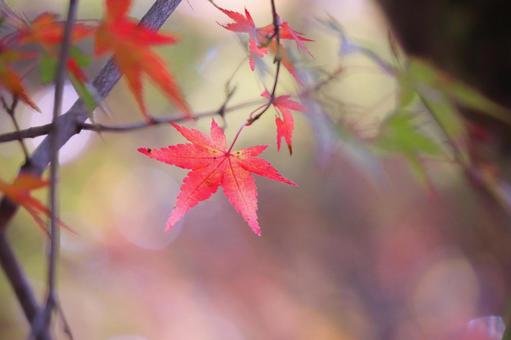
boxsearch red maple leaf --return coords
[95,0,191,119]
[262,90,306,154]
[217,6,267,71]
[0,174,68,232]
[138,120,296,236]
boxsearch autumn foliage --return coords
[0,0,312,236]
[4,1,511,339]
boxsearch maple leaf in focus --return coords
[95,0,191,119]
[262,90,306,154]
[0,45,40,111]
[0,174,66,232]
[17,13,93,82]
[217,6,267,70]
[138,120,296,236]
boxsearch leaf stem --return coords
[227,123,247,153]
[246,0,281,126]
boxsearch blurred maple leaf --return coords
[95,0,191,120]
[0,174,67,232]
[138,120,296,236]
[258,20,313,55]
[18,13,92,46]
[17,13,94,82]
[0,44,40,111]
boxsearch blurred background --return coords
[1,0,510,339]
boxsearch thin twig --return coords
[419,92,511,215]
[48,0,77,331]
[221,0,283,148]
[28,1,79,339]
[1,95,30,161]
[0,233,51,340]
[247,0,282,126]
[0,65,342,142]
[56,303,74,340]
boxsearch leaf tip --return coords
[288,179,299,187]
[137,147,152,155]
[165,221,174,232]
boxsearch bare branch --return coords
[0,1,184,337]
[0,66,344,143]
[0,234,51,340]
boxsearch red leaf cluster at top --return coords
[217,6,313,82]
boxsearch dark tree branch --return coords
[0,234,51,340]
[0,0,184,337]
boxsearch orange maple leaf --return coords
[138,120,296,236]
[0,174,67,232]
[95,0,191,120]
[17,13,93,47]
[0,45,40,111]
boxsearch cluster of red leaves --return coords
[1,13,92,111]
[1,1,311,236]
[217,5,312,81]
[139,120,296,236]
[137,4,313,235]
[1,0,190,121]
[216,5,311,154]
[17,13,93,82]
[1,0,194,231]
